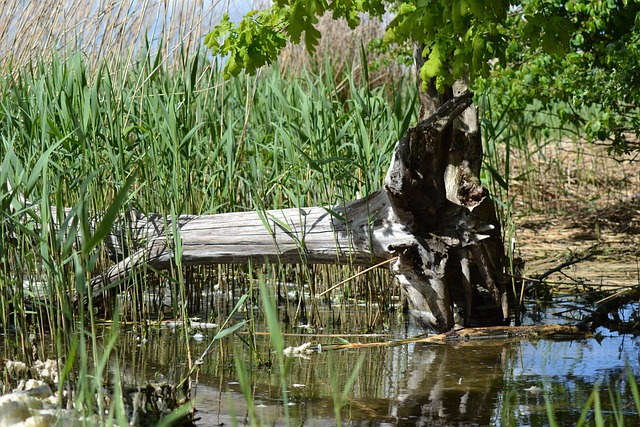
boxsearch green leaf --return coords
[84,171,137,254]
[452,0,465,32]
[322,207,346,223]
[472,33,486,75]
[467,0,485,18]
[26,140,62,197]
[213,320,248,340]
[484,163,508,190]
[288,1,311,44]
[304,23,322,52]
[420,43,443,79]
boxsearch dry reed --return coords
[0,1,268,72]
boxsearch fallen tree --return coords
[80,88,511,333]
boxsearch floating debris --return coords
[283,342,319,359]
[162,321,219,330]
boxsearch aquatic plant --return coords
[545,367,640,427]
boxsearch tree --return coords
[485,1,640,154]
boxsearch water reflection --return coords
[108,324,639,425]
[389,342,509,426]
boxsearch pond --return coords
[107,302,640,426]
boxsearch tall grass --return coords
[0,23,411,421]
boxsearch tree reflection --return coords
[388,342,510,426]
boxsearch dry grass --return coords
[0,1,267,71]
[279,12,407,94]
[512,139,640,291]
[511,138,640,214]
[0,1,400,85]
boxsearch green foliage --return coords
[0,46,410,309]
[204,10,289,77]
[482,0,640,153]
[205,0,387,78]
[205,1,378,78]
[0,48,409,423]
[386,0,509,89]
[206,0,640,152]
[206,0,512,87]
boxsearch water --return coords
[109,307,640,426]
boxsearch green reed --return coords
[0,42,411,423]
[545,367,640,427]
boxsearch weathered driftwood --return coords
[83,90,510,333]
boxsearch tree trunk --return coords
[79,88,511,333]
[399,45,511,330]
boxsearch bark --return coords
[396,44,512,330]
[78,89,511,333]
